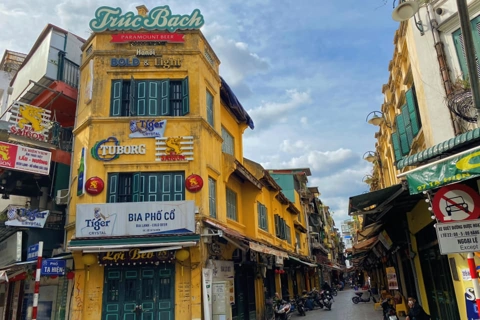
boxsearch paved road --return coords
[289,288,405,320]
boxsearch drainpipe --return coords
[426,3,461,135]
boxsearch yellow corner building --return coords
[66,5,316,320]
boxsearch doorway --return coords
[102,265,175,320]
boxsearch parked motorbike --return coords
[295,296,306,316]
[381,299,399,320]
[308,289,324,309]
[352,289,377,304]
[272,300,292,320]
[331,286,338,296]
[321,290,333,310]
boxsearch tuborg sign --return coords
[90,6,204,32]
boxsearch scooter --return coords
[272,300,292,320]
[321,290,333,310]
[352,289,377,304]
[295,296,306,316]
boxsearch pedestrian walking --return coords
[406,296,430,320]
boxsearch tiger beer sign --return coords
[0,141,51,175]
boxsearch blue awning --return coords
[396,127,480,169]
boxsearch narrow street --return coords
[290,289,406,320]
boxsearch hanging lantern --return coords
[66,271,75,280]
[175,248,190,276]
[82,253,97,281]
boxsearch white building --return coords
[0,51,26,118]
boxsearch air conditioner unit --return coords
[56,189,69,205]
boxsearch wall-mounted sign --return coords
[77,147,86,196]
[436,220,480,254]
[0,232,22,267]
[27,243,39,261]
[136,49,156,56]
[8,101,52,142]
[129,119,167,138]
[91,137,146,161]
[90,6,204,32]
[186,174,203,193]
[465,288,479,319]
[5,205,49,228]
[432,184,480,222]
[41,259,66,276]
[153,57,182,69]
[85,177,104,195]
[386,267,398,290]
[98,249,175,266]
[155,136,194,162]
[0,141,51,175]
[76,201,195,237]
[378,230,393,250]
[111,33,185,43]
[111,58,140,67]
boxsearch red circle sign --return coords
[432,184,480,222]
[85,177,105,195]
[185,174,203,193]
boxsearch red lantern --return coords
[67,271,75,280]
[275,269,279,274]
[85,177,105,195]
[50,275,58,279]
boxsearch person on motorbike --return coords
[322,281,332,292]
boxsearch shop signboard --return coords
[5,205,49,228]
[98,249,175,266]
[0,141,51,175]
[111,33,185,43]
[8,101,52,142]
[386,267,398,290]
[76,201,195,237]
[406,146,480,195]
[436,220,480,254]
[91,137,146,161]
[27,243,39,261]
[41,259,65,276]
[129,119,167,138]
[0,232,22,266]
[155,136,194,162]
[465,288,479,319]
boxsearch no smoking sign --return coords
[432,184,480,222]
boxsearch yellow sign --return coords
[9,101,52,142]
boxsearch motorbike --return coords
[331,286,338,296]
[272,300,292,320]
[308,289,324,309]
[381,299,399,320]
[295,296,306,316]
[352,289,377,304]
[320,290,333,310]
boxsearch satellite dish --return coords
[392,1,420,22]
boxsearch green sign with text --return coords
[406,147,480,194]
[89,6,204,32]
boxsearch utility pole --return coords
[456,0,480,126]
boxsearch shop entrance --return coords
[232,265,256,320]
[102,265,175,320]
[417,224,460,320]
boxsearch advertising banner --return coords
[0,141,51,175]
[386,267,398,290]
[8,101,52,142]
[129,119,167,138]
[406,146,480,194]
[0,232,22,267]
[5,205,49,228]
[76,201,195,237]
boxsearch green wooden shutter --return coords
[396,114,410,156]
[262,206,268,231]
[405,88,420,136]
[160,80,170,116]
[107,173,119,203]
[173,173,184,201]
[209,178,216,218]
[132,173,140,202]
[136,80,147,116]
[130,76,136,116]
[182,77,190,115]
[257,202,261,228]
[110,80,123,116]
[391,132,403,162]
[275,215,280,237]
[401,104,413,146]
[148,81,159,116]
[453,29,469,79]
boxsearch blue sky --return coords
[0,0,399,226]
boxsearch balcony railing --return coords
[50,124,73,152]
[57,52,79,89]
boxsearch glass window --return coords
[258,202,268,231]
[209,177,217,218]
[226,187,237,221]
[221,127,234,155]
[206,90,214,126]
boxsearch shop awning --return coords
[357,223,382,242]
[288,256,317,268]
[67,235,200,252]
[353,236,378,251]
[348,184,405,216]
[396,127,480,169]
[249,242,289,258]
[402,145,480,194]
[204,218,245,240]
[0,271,8,282]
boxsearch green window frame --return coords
[206,90,214,126]
[221,127,234,155]
[107,172,185,203]
[257,202,268,231]
[274,214,289,240]
[110,77,189,117]
[226,187,237,221]
[285,225,291,244]
[453,15,480,80]
[208,177,216,218]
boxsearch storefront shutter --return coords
[160,80,170,116]
[148,81,160,116]
[107,173,119,203]
[110,80,123,116]
[136,80,147,116]
[132,173,140,202]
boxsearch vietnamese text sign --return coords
[76,201,195,237]
[0,141,51,175]
[41,259,65,276]
[386,267,398,290]
[98,249,174,265]
[436,220,480,254]
[5,205,49,228]
[0,232,22,266]
[406,146,480,195]
[27,243,39,261]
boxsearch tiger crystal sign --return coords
[90,6,204,32]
